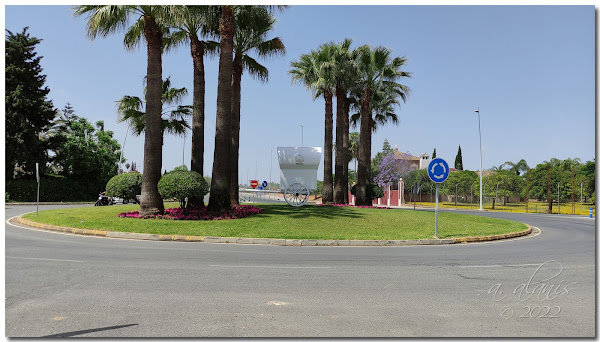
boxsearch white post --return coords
[387,185,391,207]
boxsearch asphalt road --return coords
[5,204,595,337]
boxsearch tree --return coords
[432,148,437,159]
[49,109,122,185]
[116,77,192,145]
[74,5,180,216]
[454,145,463,170]
[5,27,57,180]
[373,152,414,188]
[370,139,395,182]
[207,5,286,213]
[164,6,220,192]
[207,5,236,213]
[353,44,410,205]
[331,39,355,204]
[290,44,336,204]
[229,6,285,205]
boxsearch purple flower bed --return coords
[318,203,389,209]
[119,205,264,220]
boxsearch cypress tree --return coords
[5,27,57,180]
[432,148,437,159]
[455,145,463,170]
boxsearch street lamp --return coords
[299,124,304,147]
[475,107,483,210]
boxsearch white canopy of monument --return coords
[277,147,322,191]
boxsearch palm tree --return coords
[74,5,179,215]
[353,45,411,206]
[208,5,286,213]
[206,5,236,213]
[229,7,285,205]
[164,6,219,182]
[116,77,192,145]
[290,44,336,204]
[331,39,355,204]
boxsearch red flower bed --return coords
[317,203,389,209]
[119,205,264,220]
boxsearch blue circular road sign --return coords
[262,181,268,188]
[427,158,450,183]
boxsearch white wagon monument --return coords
[277,147,322,207]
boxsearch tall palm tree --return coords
[353,45,411,206]
[164,6,219,181]
[331,39,355,204]
[229,7,285,205]
[116,77,192,145]
[74,5,179,215]
[290,44,336,204]
[208,5,286,213]
[207,5,236,213]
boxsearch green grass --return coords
[21,203,528,240]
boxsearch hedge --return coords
[6,178,106,202]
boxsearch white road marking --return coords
[458,263,542,268]
[210,265,330,269]
[6,256,84,263]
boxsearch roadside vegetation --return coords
[22,203,528,240]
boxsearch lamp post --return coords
[475,107,483,210]
[299,124,304,147]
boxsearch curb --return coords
[10,215,534,247]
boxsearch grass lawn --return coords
[21,203,528,240]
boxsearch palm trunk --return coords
[342,95,350,203]
[208,6,235,213]
[322,89,334,204]
[355,87,372,206]
[139,17,165,216]
[333,80,345,203]
[189,35,205,207]
[230,53,243,206]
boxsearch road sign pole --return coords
[435,183,439,238]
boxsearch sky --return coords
[4,4,596,186]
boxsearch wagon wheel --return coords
[284,183,310,207]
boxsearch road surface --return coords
[5,204,595,337]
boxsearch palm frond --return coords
[242,55,268,82]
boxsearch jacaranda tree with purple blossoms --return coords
[373,152,415,188]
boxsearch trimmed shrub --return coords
[105,173,143,202]
[351,182,384,202]
[158,170,209,208]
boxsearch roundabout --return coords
[5,204,595,337]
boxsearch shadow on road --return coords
[41,323,138,337]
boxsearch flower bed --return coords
[119,205,264,220]
[317,203,389,209]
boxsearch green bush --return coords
[351,182,384,202]
[158,170,209,208]
[105,173,143,202]
[6,177,105,202]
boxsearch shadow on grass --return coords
[253,204,366,220]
